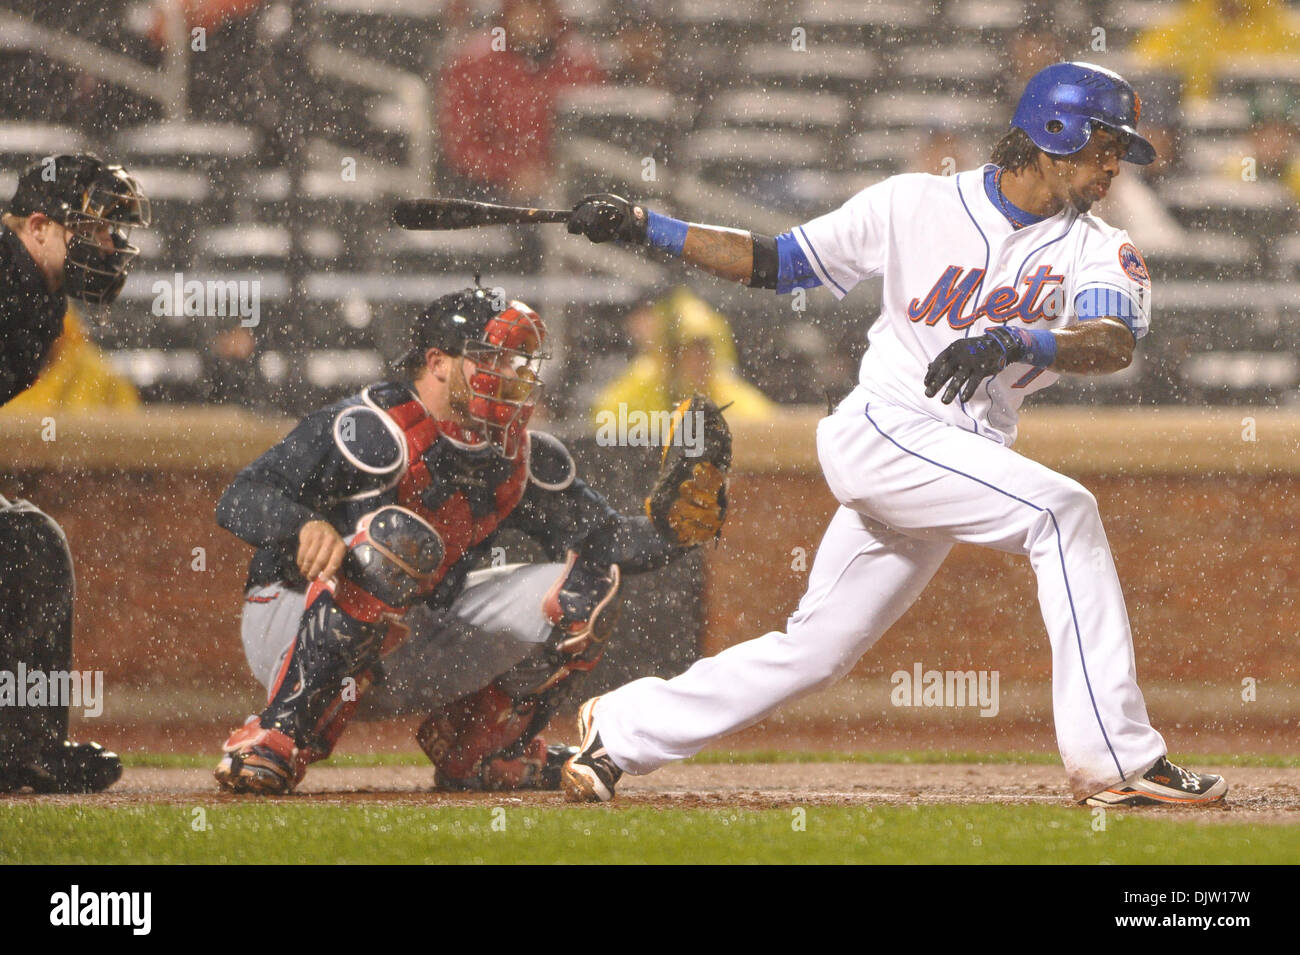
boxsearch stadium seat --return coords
[672,0,783,46]
[0,121,86,166]
[704,89,851,131]
[1101,0,1180,31]
[894,46,1001,95]
[1143,230,1256,282]
[1217,57,1300,102]
[685,128,827,166]
[126,167,210,207]
[1182,97,1252,139]
[116,122,260,213]
[847,129,918,176]
[1278,235,1300,280]
[117,121,259,163]
[381,226,529,275]
[305,348,386,391]
[98,346,203,403]
[199,224,346,270]
[684,128,829,200]
[796,0,934,37]
[317,0,438,72]
[556,86,684,156]
[1180,135,1252,176]
[861,92,993,134]
[1179,350,1299,404]
[123,167,212,271]
[739,43,879,95]
[783,168,888,215]
[1158,175,1297,241]
[249,167,392,268]
[948,0,1026,31]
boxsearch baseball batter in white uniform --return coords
[561,62,1228,807]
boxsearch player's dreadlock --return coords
[989,126,1045,173]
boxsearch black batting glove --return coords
[567,193,648,244]
[924,327,1027,405]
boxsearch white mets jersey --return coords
[791,165,1152,445]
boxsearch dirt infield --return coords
[18,764,1299,823]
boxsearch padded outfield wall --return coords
[0,407,1295,753]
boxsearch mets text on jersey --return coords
[907,264,1066,329]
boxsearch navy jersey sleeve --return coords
[216,402,403,547]
[503,434,687,574]
[578,513,688,574]
[503,476,686,574]
[502,474,617,561]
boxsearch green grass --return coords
[1,803,1293,864]
[120,750,1300,770]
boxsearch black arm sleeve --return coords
[749,232,780,289]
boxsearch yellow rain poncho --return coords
[590,287,776,426]
[1136,0,1300,101]
[1,307,140,412]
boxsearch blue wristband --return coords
[646,210,688,256]
[1017,328,1058,367]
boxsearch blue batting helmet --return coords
[1011,62,1156,165]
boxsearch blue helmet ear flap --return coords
[1034,113,1095,157]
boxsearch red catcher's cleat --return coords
[214,717,304,795]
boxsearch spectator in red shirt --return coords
[437,0,604,202]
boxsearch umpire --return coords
[0,154,149,792]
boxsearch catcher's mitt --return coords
[645,395,732,547]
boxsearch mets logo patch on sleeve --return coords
[1118,243,1150,286]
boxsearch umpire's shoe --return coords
[561,697,622,803]
[1083,756,1228,808]
[0,740,122,794]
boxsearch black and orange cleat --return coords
[1083,756,1227,807]
[561,697,622,803]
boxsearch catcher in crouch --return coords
[214,286,729,794]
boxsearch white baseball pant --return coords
[595,387,1166,800]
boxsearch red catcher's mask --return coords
[461,300,547,459]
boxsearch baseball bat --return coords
[392,198,571,230]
